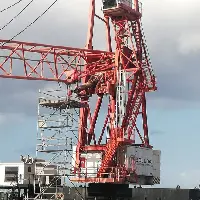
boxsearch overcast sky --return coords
[0,0,200,189]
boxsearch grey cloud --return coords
[0,79,45,116]
[1,0,89,46]
[142,0,200,107]
[0,0,199,118]
[0,0,90,117]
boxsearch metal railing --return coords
[117,0,142,13]
[72,166,129,180]
[102,0,143,15]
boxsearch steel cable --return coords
[1,0,59,46]
[0,0,23,13]
[0,0,35,32]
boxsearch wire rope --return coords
[0,0,36,32]
[0,0,23,13]
[1,0,59,46]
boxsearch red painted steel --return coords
[0,0,156,184]
[0,39,114,82]
[72,0,156,183]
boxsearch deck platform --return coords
[103,3,142,20]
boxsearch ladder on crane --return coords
[97,76,143,179]
[132,20,156,91]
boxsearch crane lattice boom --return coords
[0,39,114,82]
[0,0,161,185]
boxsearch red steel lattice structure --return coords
[0,0,156,184]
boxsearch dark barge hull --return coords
[63,184,200,200]
[1,184,200,200]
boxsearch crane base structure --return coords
[0,0,161,188]
[71,145,160,185]
[69,0,161,185]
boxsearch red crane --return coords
[0,0,158,184]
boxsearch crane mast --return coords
[0,0,160,186]
[71,0,159,184]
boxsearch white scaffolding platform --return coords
[35,83,80,199]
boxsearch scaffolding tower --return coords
[35,83,81,199]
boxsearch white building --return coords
[0,162,35,186]
[0,157,60,187]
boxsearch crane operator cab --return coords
[102,0,141,20]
